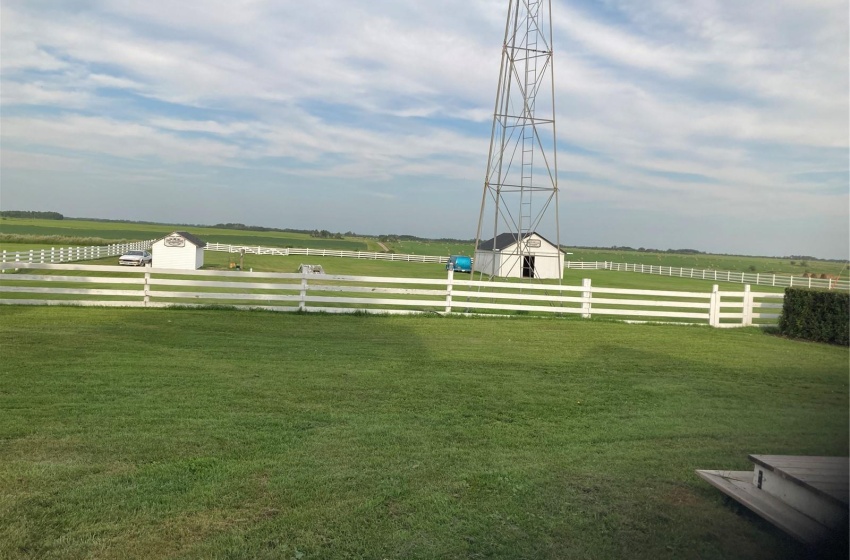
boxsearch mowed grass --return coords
[1,306,847,560]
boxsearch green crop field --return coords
[3,217,847,278]
[0,219,379,252]
[1,307,847,559]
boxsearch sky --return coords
[1,0,848,259]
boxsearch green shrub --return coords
[778,287,849,346]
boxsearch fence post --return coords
[299,274,308,312]
[581,278,592,319]
[143,269,151,307]
[742,285,753,326]
[445,269,454,314]
[709,284,720,327]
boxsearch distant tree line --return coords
[378,234,475,243]
[1,210,64,220]
[574,245,706,254]
[309,229,344,239]
[213,222,315,235]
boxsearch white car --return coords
[119,250,152,266]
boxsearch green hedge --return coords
[778,288,849,346]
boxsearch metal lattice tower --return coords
[474,0,560,280]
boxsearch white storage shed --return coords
[151,231,207,270]
[473,232,564,280]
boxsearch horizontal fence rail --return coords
[4,243,843,293]
[0,263,783,327]
[203,243,449,263]
[565,261,849,291]
[1,240,156,268]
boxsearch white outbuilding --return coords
[473,232,564,280]
[151,231,207,270]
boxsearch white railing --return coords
[1,240,155,269]
[0,263,783,327]
[203,243,449,263]
[565,261,850,291]
[7,242,841,294]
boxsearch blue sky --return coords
[1,0,847,259]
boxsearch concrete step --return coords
[696,469,832,545]
[748,454,848,528]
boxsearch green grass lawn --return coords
[1,307,847,559]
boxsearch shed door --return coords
[522,255,535,278]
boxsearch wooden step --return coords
[696,469,832,544]
[748,455,848,530]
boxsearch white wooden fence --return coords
[0,242,448,268]
[1,240,156,269]
[203,243,448,263]
[566,261,849,291]
[0,263,783,327]
[5,241,840,293]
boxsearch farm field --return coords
[3,217,847,278]
[1,307,847,559]
[0,218,379,252]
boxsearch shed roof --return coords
[477,231,561,252]
[158,231,207,248]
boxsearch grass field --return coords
[1,307,847,559]
[4,218,846,278]
[0,219,378,252]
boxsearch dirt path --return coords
[377,241,389,252]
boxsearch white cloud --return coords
[0,0,846,257]
[1,115,243,165]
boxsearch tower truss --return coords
[474,0,561,280]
